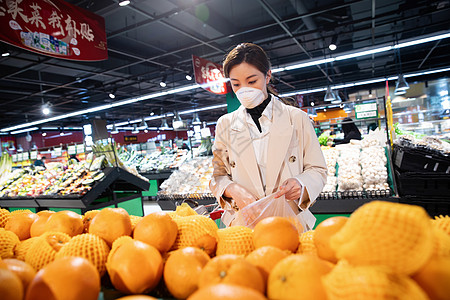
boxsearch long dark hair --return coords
[223,43,299,108]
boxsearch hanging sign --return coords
[76,144,85,154]
[22,152,29,160]
[67,145,76,155]
[12,154,17,162]
[17,153,23,161]
[30,151,37,160]
[0,0,107,61]
[355,102,378,119]
[192,55,230,95]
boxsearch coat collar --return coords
[229,95,294,197]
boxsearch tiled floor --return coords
[143,201,164,215]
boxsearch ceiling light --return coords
[119,0,130,6]
[310,102,315,106]
[395,74,409,91]
[108,93,115,99]
[59,127,64,136]
[192,112,202,125]
[2,52,10,57]
[160,118,170,130]
[139,117,148,129]
[324,86,336,101]
[131,124,139,134]
[329,36,337,51]
[42,132,47,136]
[144,129,148,133]
[150,111,155,116]
[160,75,167,88]
[185,74,192,81]
[111,123,119,134]
[394,89,407,96]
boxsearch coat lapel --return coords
[230,107,265,198]
[265,99,294,194]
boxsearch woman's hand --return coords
[223,183,257,209]
[274,178,302,201]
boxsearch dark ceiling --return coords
[1,0,449,133]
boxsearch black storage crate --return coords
[393,144,450,173]
[395,170,450,197]
[399,196,450,217]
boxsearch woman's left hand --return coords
[274,178,302,201]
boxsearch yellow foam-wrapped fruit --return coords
[56,233,110,276]
[25,231,71,270]
[432,215,450,235]
[431,226,450,258]
[216,226,254,256]
[298,230,317,255]
[129,215,142,232]
[323,262,428,300]
[330,201,433,275]
[172,215,218,256]
[0,208,11,228]
[10,209,33,215]
[0,228,20,258]
[14,237,39,261]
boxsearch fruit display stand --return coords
[0,167,150,216]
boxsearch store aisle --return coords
[143,200,164,215]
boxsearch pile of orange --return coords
[0,202,448,300]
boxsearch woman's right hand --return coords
[223,183,257,209]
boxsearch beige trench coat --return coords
[209,95,327,225]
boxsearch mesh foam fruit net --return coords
[298,230,317,255]
[323,262,429,300]
[14,236,39,261]
[0,208,11,227]
[330,201,434,275]
[56,233,110,276]
[216,226,254,256]
[432,215,450,236]
[25,231,71,270]
[171,215,218,251]
[0,227,20,258]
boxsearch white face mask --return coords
[235,87,265,109]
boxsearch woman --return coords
[333,118,362,145]
[209,43,327,227]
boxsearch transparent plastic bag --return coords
[233,193,315,232]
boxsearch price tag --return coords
[22,152,29,160]
[17,153,23,161]
[12,154,17,162]
[30,151,38,160]
[54,147,62,157]
[68,145,76,155]
[76,144,85,154]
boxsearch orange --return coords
[198,254,265,294]
[0,258,36,290]
[25,231,71,270]
[26,256,100,300]
[323,262,428,300]
[108,235,134,263]
[187,283,266,300]
[412,255,450,300]
[82,210,100,233]
[268,254,332,300]
[297,230,317,255]
[0,268,23,300]
[89,208,132,246]
[55,233,110,276]
[171,214,218,256]
[44,210,84,237]
[134,212,178,253]
[216,226,254,256]
[0,208,11,227]
[164,247,211,299]
[30,211,55,237]
[106,239,163,294]
[15,237,39,261]
[0,227,20,258]
[5,212,38,240]
[245,246,289,283]
[253,216,299,252]
[330,201,433,275]
[116,296,158,300]
[314,216,348,263]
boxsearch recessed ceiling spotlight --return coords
[119,0,131,6]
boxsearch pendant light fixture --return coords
[111,123,119,134]
[139,117,148,129]
[394,44,409,95]
[192,112,202,125]
[324,86,336,101]
[131,124,139,134]
[160,117,170,130]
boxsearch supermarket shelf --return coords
[0,167,150,210]
[311,197,399,214]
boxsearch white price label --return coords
[30,151,38,160]
[54,147,62,157]
[76,144,85,154]
[23,152,29,160]
[17,153,23,161]
[68,145,76,155]
[12,154,17,162]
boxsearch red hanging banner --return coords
[0,0,107,61]
[192,55,230,95]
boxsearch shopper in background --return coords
[209,43,327,227]
[34,156,46,168]
[333,117,362,145]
